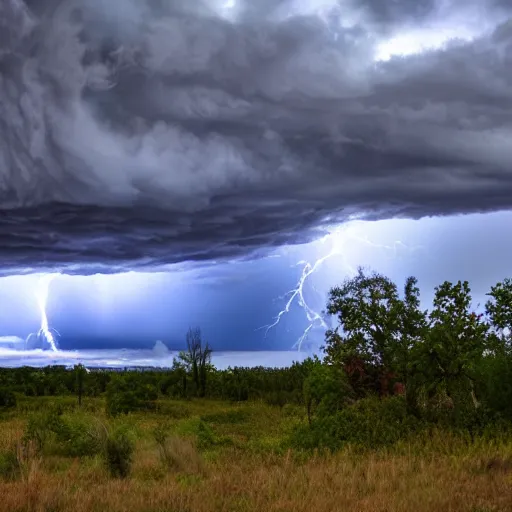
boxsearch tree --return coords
[394,276,428,405]
[414,280,489,410]
[485,278,512,344]
[179,327,212,397]
[303,360,353,425]
[325,268,400,365]
[324,268,404,395]
[162,358,189,398]
[74,364,87,407]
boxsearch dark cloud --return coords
[356,0,437,27]
[1,0,512,275]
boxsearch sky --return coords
[0,0,512,366]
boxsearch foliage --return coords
[53,414,105,457]
[412,280,489,412]
[23,408,62,453]
[325,268,402,371]
[324,269,427,397]
[290,396,425,452]
[23,409,104,457]
[303,359,353,424]
[105,374,158,416]
[485,277,512,343]
[475,350,512,420]
[0,448,19,481]
[394,277,428,385]
[0,387,16,409]
[104,425,135,478]
[74,364,87,407]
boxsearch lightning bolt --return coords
[259,221,424,352]
[26,274,60,352]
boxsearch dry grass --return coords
[1,399,512,512]
[1,448,511,512]
[156,435,206,475]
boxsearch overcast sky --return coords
[1,1,512,362]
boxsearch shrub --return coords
[23,409,62,453]
[106,376,158,416]
[303,363,353,424]
[104,425,135,478]
[0,449,19,481]
[23,410,104,457]
[289,396,424,452]
[52,414,105,457]
[0,388,16,409]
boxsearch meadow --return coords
[1,394,512,512]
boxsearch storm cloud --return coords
[1,0,512,274]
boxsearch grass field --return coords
[1,396,512,512]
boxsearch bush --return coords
[0,449,19,481]
[52,414,105,457]
[303,363,353,423]
[23,410,104,457]
[104,425,135,478]
[23,409,62,453]
[0,388,16,409]
[290,396,424,452]
[106,376,158,416]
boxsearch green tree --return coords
[325,268,401,368]
[414,280,489,410]
[485,278,512,344]
[394,276,428,405]
[303,360,352,425]
[324,268,422,395]
[161,358,189,398]
[74,364,87,407]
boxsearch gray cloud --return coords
[1,0,512,274]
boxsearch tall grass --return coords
[0,398,511,512]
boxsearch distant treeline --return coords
[0,361,311,407]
